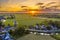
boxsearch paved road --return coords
[17,34,56,40]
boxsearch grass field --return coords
[17,34,56,40]
[0,13,60,40]
[3,14,60,26]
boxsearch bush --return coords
[51,35,60,40]
[9,26,29,39]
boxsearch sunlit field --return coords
[0,13,60,40]
[1,13,60,26]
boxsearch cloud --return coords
[0,0,59,11]
[0,0,59,6]
[0,0,27,6]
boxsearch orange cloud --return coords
[0,0,59,11]
[0,4,22,11]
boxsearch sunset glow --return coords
[29,11,37,15]
[29,6,39,9]
[0,0,60,12]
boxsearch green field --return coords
[1,13,60,40]
[3,14,60,26]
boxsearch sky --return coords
[0,0,60,11]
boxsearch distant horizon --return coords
[0,10,60,14]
